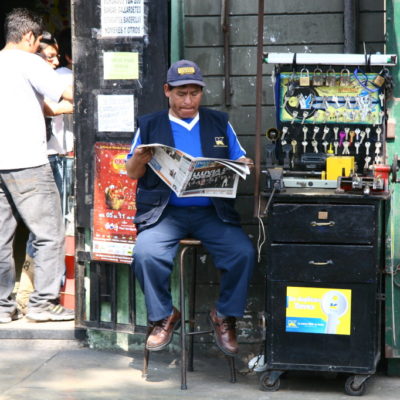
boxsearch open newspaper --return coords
[140,143,250,198]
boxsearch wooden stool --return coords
[142,238,237,389]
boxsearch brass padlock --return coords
[339,68,351,86]
[325,68,337,87]
[299,68,310,86]
[312,67,324,86]
[373,69,387,87]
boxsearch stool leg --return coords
[180,246,189,390]
[188,247,197,372]
[142,326,152,378]
[227,356,237,383]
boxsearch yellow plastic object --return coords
[326,156,355,180]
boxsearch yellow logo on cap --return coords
[178,67,195,75]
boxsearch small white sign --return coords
[97,95,134,132]
[101,0,145,37]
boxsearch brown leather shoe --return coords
[146,307,181,351]
[208,309,238,356]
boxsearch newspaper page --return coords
[139,143,250,198]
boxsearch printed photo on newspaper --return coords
[139,143,250,198]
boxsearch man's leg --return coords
[0,166,66,310]
[0,177,19,316]
[190,207,256,355]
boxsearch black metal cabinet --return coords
[260,190,386,395]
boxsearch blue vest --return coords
[134,107,241,230]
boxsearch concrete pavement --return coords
[1,336,400,400]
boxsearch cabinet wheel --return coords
[345,376,366,396]
[259,372,280,392]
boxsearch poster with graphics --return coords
[286,287,352,335]
[92,142,137,264]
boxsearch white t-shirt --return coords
[47,67,74,155]
[0,49,67,169]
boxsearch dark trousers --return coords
[133,206,255,321]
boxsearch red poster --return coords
[92,142,137,264]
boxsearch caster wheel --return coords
[345,376,366,396]
[259,372,280,392]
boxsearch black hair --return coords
[40,31,57,47]
[56,28,72,67]
[4,8,43,44]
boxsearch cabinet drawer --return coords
[269,203,376,244]
[268,244,377,283]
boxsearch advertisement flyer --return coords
[92,143,137,264]
[286,286,352,335]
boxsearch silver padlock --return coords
[325,68,337,87]
[312,67,324,86]
[339,68,351,86]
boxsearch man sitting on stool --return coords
[126,60,255,356]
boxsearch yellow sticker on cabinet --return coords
[286,287,351,335]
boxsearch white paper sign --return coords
[97,95,135,132]
[101,0,145,37]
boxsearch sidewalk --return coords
[1,336,400,400]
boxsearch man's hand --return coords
[126,147,154,180]
[236,156,254,171]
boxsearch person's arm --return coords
[60,85,73,102]
[44,99,73,116]
[126,147,153,180]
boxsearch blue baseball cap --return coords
[166,59,206,87]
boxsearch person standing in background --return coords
[0,8,74,323]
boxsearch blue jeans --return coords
[0,164,65,313]
[133,206,255,321]
[26,155,63,259]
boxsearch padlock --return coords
[339,68,351,86]
[325,68,337,87]
[299,68,310,86]
[373,68,387,87]
[312,67,324,86]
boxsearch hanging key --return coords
[359,131,366,144]
[339,131,346,148]
[333,126,339,141]
[322,140,329,153]
[291,139,297,154]
[281,126,289,141]
[299,68,310,86]
[379,93,385,108]
[354,141,361,155]
[302,126,308,141]
[333,141,339,155]
[365,127,371,139]
[349,130,355,144]
[342,141,350,155]
[311,140,318,153]
[375,155,382,164]
[312,126,320,140]
[302,140,308,153]
[375,142,382,155]
[335,110,342,123]
[301,111,309,124]
[355,128,361,141]
[345,96,352,109]
[365,141,371,156]
[344,127,350,141]
[376,127,382,141]
[364,156,372,170]
[322,126,329,141]
[291,110,298,124]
